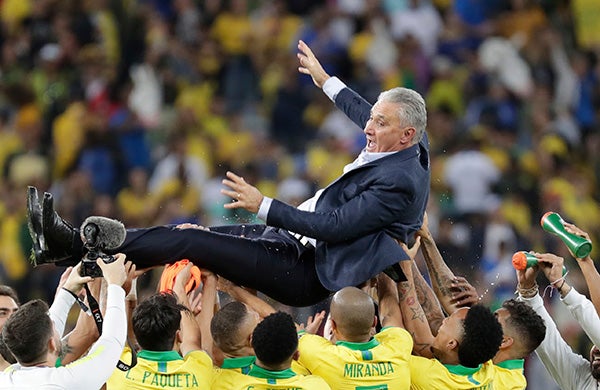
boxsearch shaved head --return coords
[330,287,375,341]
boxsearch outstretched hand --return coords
[298,310,326,335]
[449,277,479,307]
[297,40,330,89]
[221,171,264,213]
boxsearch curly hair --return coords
[251,311,297,367]
[502,299,546,354]
[458,304,503,368]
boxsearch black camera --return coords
[81,250,116,278]
[79,217,126,277]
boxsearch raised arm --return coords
[416,213,479,314]
[59,277,103,365]
[62,254,128,389]
[198,270,218,354]
[376,273,403,329]
[562,222,600,316]
[218,277,276,319]
[411,260,445,336]
[396,239,434,357]
[516,259,592,390]
[172,263,202,355]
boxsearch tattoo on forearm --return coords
[397,282,410,300]
[421,241,453,297]
[409,305,426,322]
[59,337,74,361]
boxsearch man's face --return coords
[0,296,18,330]
[431,307,469,358]
[590,345,600,380]
[364,101,413,153]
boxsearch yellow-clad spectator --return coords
[52,102,86,179]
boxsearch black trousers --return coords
[108,224,331,307]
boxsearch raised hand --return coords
[221,171,264,213]
[449,276,480,307]
[297,40,330,88]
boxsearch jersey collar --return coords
[137,350,183,362]
[336,338,380,350]
[221,355,256,369]
[495,359,524,370]
[443,363,483,376]
[248,365,296,379]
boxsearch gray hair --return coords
[377,87,427,144]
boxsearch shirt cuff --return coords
[322,76,346,102]
[257,197,273,221]
[561,286,580,305]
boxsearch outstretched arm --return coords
[197,270,218,354]
[172,264,202,355]
[410,261,445,335]
[417,213,479,314]
[562,223,600,316]
[376,273,403,329]
[396,239,434,357]
[516,260,593,390]
[218,277,276,319]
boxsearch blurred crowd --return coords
[0,0,599,386]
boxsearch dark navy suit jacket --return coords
[266,87,431,291]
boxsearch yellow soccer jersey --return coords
[409,356,496,390]
[212,364,331,389]
[494,359,527,390]
[297,326,413,389]
[106,349,213,389]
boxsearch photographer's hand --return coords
[63,263,93,295]
[97,253,127,287]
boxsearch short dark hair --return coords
[211,301,250,354]
[132,292,186,351]
[252,312,297,367]
[458,304,503,368]
[0,285,19,306]
[502,299,546,354]
[2,300,52,364]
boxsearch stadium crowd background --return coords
[0,0,598,388]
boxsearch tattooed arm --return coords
[417,213,479,315]
[59,278,103,365]
[395,240,434,357]
[376,273,403,329]
[411,260,445,336]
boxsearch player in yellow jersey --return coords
[210,301,261,372]
[379,239,503,389]
[296,286,413,389]
[407,305,502,389]
[213,312,331,389]
[210,298,310,376]
[413,216,546,389]
[492,299,546,390]
[106,265,214,389]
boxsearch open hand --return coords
[221,171,264,213]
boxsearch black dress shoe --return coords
[26,186,45,265]
[40,191,79,266]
